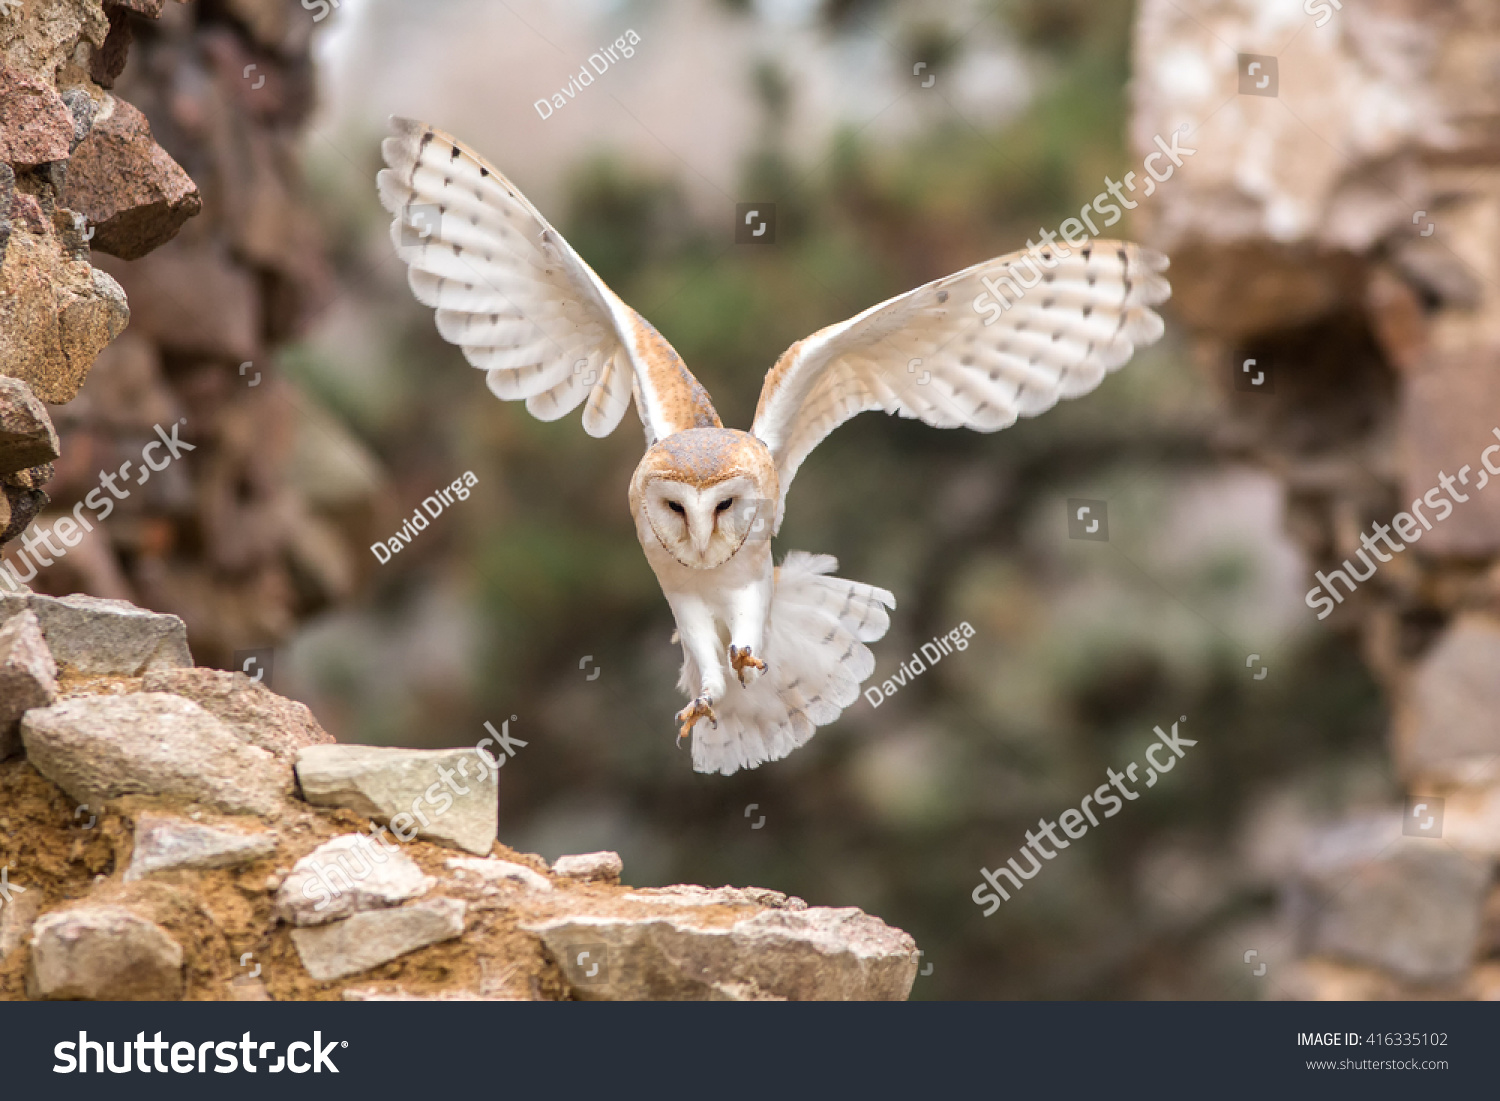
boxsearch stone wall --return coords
[1132,0,1500,998]
[1,0,381,669]
[1,0,187,551]
[0,590,918,1000]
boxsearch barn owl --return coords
[377,118,1170,777]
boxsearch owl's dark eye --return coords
[667,501,685,515]
[715,498,734,512]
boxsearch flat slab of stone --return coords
[275,833,433,926]
[227,977,273,1001]
[0,592,191,675]
[623,884,808,910]
[523,898,917,1001]
[22,693,290,816]
[444,857,552,893]
[291,897,466,982]
[295,744,497,856]
[551,851,622,884]
[30,905,184,1000]
[1398,352,1500,556]
[124,813,277,881]
[0,608,56,759]
[1290,814,1491,982]
[342,988,515,1001]
[0,892,40,964]
[142,667,334,763]
[1396,614,1500,785]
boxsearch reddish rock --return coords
[62,96,201,261]
[0,376,61,473]
[107,0,169,16]
[0,162,12,259]
[62,330,179,431]
[1395,614,1500,785]
[223,0,290,51]
[6,193,46,236]
[1398,348,1500,557]
[0,481,47,545]
[0,64,74,166]
[89,8,136,90]
[0,233,130,405]
[95,246,259,361]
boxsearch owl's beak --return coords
[690,518,714,562]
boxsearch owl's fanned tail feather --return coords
[682,551,894,776]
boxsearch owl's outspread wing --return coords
[750,243,1170,528]
[377,118,718,444]
[378,119,1174,777]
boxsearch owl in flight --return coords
[378,118,1170,776]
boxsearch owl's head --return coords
[631,428,778,569]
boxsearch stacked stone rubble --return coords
[0,591,919,1000]
[1132,0,1500,997]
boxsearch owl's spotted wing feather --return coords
[750,242,1170,527]
[377,118,719,443]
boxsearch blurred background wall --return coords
[10,0,1498,999]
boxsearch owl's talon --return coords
[728,644,767,687]
[675,695,716,742]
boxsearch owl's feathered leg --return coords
[670,593,726,743]
[726,581,770,687]
[689,552,894,776]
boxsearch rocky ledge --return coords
[0,591,918,1001]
